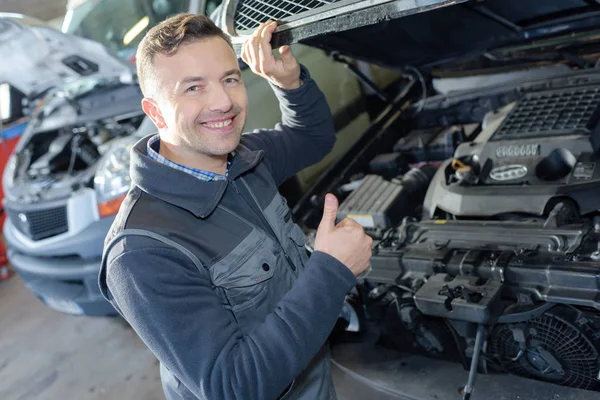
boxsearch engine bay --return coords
[4,76,144,204]
[18,117,140,180]
[296,69,600,394]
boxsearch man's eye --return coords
[187,86,199,92]
[224,78,239,85]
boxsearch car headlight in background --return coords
[2,154,16,192]
[1,82,12,121]
[94,136,138,218]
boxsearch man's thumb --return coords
[279,45,295,63]
[318,193,339,231]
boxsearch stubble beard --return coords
[184,122,243,157]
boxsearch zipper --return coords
[231,179,241,195]
[240,177,298,275]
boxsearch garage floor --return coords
[0,275,165,400]
[2,273,599,400]
[0,273,394,400]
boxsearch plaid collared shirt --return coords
[146,134,228,182]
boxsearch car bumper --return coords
[2,208,115,259]
[8,249,116,316]
[4,211,117,317]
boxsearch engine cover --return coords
[423,85,600,218]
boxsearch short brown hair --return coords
[135,13,233,97]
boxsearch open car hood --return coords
[0,14,134,99]
[213,0,600,70]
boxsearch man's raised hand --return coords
[314,194,373,277]
[240,21,301,90]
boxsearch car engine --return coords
[6,78,143,187]
[2,76,145,240]
[299,74,600,395]
[17,117,141,182]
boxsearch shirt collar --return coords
[146,134,228,182]
[131,135,263,218]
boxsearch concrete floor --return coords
[0,274,376,400]
[0,274,165,400]
[0,273,376,400]
[2,271,598,400]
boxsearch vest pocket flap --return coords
[211,229,271,284]
[221,256,275,288]
[212,242,277,289]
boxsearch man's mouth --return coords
[202,118,233,129]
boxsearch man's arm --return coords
[105,240,356,400]
[238,21,336,185]
[241,65,336,185]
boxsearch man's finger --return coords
[278,45,295,66]
[247,23,266,73]
[240,40,250,65]
[259,20,277,45]
[241,26,255,64]
[246,41,258,73]
[258,21,277,73]
[317,193,339,234]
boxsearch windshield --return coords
[62,0,189,60]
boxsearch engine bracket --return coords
[414,274,504,324]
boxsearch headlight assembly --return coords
[94,136,138,217]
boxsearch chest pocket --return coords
[210,228,277,329]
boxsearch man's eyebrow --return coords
[176,69,241,90]
[177,76,206,90]
[221,69,241,79]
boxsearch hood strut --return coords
[332,52,390,104]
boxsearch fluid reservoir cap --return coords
[456,165,474,182]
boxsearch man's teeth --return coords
[203,119,233,128]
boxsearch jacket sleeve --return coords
[105,241,356,400]
[240,65,336,186]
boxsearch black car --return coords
[213,1,600,399]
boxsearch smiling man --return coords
[99,13,372,400]
[143,32,249,174]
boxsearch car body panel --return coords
[0,13,133,98]
[215,0,600,71]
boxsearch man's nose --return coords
[208,84,234,113]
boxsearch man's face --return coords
[148,37,248,157]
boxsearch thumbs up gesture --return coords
[314,194,373,277]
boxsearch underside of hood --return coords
[214,0,600,70]
[0,15,134,99]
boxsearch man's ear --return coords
[141,98,167,129]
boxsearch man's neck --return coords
[158,138,228,175]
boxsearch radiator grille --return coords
[234,0,343,32]
[7,206,68,241]
[493,86,600,140]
